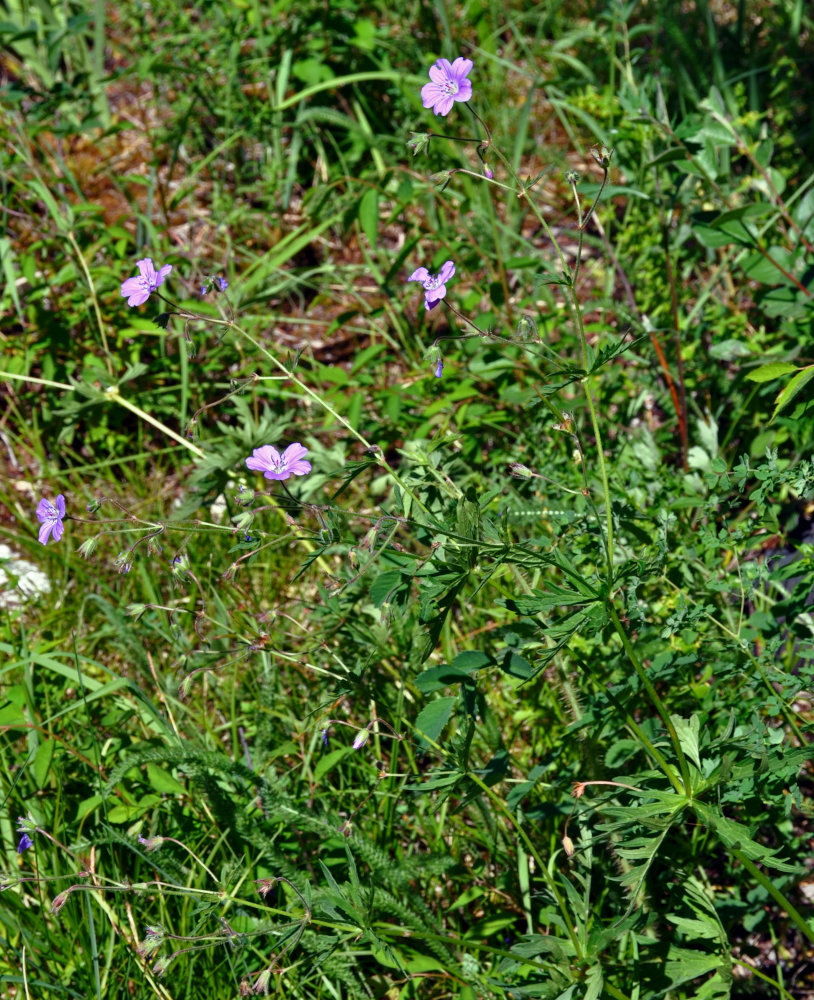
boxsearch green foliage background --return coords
[1,0,814,998]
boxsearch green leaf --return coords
[415,697,457,744]
[369,570,406,607]
[358,187,378,247]
[670,714,702,769]
[415,664,477,694]
[33,739,55,787]
[772,365,814,421]
[146,763,186,795]
[693,801,798,871]
[745,361,798,383]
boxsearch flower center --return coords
[442,78,459,96]
[423,273,442,291]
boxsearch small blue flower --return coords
[217,277,229,291]
[17,833,33,853]
[321,729,329,747]
[434,359,443,378]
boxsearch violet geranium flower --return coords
[421,57,473,117]
[120,258,172,307]
[408,260,455,310]
[36,495,66,545]
[245,443,312,481]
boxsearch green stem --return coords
[607,605,692,796]
[730,848,814,945]
[104,386,205,458]
[466,771,583,959]
[67,231,114,377]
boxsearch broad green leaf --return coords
[415,697,457,744]
[369,570,406,607]
[146,763,186,795]
[745,362,798,383]
[33,740,55,787]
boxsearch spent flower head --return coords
[421,57,473,117]
[408,261,455,311]
[120,258,172,307]
[245,443,312,481]
[36,495,65,545]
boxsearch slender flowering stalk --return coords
[36,495,66,545]
[408,261,455,310]
[120,258,172,307]
[245,443,312,481]
[421,57,473,117]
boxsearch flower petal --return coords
[437,260,456,283]
[281,443,309,464]
[246,445,280,472]
[408,267,430,283]
[38,519,54,545]
[449,57,473,81]
[56,494,66,518]
[428,59,451,84]
[432,95,455,117]
[136,258,157,283]
[155,264,173,286]
[421,82,446,109]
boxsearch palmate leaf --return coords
[613,828,672,908]
[693,801,799,872]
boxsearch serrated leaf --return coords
[694,801,798,870]
[671,713,702,769]
[583,964,604,1000]
[415,696,457,744]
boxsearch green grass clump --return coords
[2,1,814,998]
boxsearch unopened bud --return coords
[352,729,369,750]
[508,463,533,480]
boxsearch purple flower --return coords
[245,443,312,481]
[421,57,473,117]
[17,833,33,853]
[120,258,172,307]
[352,729,370,750]
[434,359,444,378]
[200,276,229,296]
[408,260,455,310]
[36,495,65,545]
[321,729,328,747]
